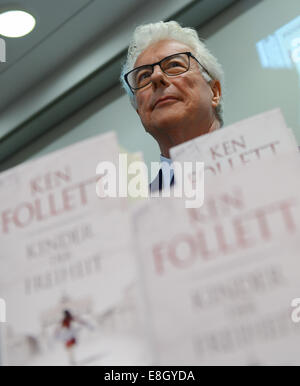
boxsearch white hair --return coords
[120,21,224,126]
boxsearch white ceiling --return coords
[0,0,148,111]
[0,0,198,141]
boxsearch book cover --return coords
[133,155,300,365]
[0,132,150,366]
[170,109,298,178]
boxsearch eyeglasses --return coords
[124,51,210,92]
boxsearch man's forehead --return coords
[134,39,193,67]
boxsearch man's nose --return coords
[150,64,170,90]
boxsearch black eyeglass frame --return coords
[124,51,212,92]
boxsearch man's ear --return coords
[211,80,221,108]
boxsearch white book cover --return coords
[170,109,299,177]
[132,155,300,365]
[0,132,150,366]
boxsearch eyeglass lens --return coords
[128,53,190,90]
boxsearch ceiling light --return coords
[0,10,36,38]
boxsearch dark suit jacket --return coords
[149,168,175,193]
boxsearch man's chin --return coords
[155,119,184,131]
[152,112,185,129]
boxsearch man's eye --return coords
[166,61,184,68]
[137,71,151,82]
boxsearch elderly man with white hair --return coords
[121,21,223,192]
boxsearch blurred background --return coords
[0,0,299,173]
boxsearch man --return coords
[121,21,223,192]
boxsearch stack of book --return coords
[0,109,300,365]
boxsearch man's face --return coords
[134,39,220,138]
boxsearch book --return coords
[0,132,150,366]
[1,109,300,366]
[170,109,299,178]
[132,154,300,365]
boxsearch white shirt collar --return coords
[160,154,172,165]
